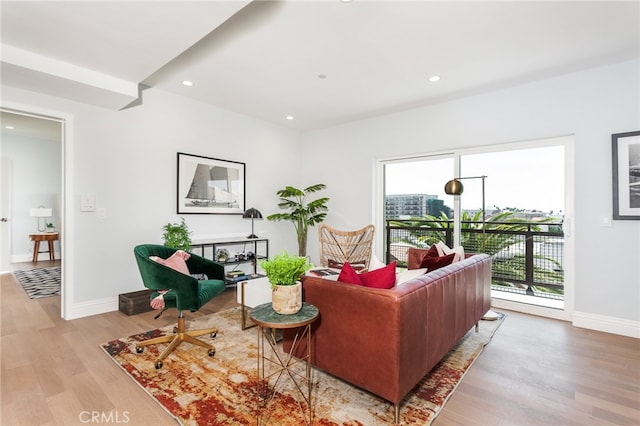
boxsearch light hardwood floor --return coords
[2,263,639,425]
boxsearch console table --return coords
[191,237,268,280]
[29,232,59,263]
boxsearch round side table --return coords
[250,302,319,425]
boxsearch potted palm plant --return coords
[266,184,329,257]
[259,251,312,314]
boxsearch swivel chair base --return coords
[135,311,218,369]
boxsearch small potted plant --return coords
[162,218,192,251]
[45,222,55,232]
[259,251,312,314]
[216,248,230,263]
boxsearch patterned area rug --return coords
[13,267,61,299]
[101,307,504,425]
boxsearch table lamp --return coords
[243,208,263,239]
[30,206,52,232]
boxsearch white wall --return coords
[2,60,638,337]
[301,60,640,336]
[2,132,62,259]
[1,85,303,318]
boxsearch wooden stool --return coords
[29,232,59,263]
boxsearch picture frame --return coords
[177,152,246,215]
[612,131,640,220]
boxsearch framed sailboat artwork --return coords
[612,131,640,220]
[177,152,246,215]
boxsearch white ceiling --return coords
[1,1,639,132]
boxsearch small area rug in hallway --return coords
[101,307,504,425]
[13,267,61,299]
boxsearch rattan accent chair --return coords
[318,224,375,271]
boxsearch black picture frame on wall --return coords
[612,131,640,220]
[177,152,246,215]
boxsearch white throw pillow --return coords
[368,254,386,271]
[435,241,465,263]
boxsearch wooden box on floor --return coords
[119,290,154,316]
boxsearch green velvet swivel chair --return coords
[133,244,226,369]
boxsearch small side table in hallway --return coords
[29,232,59,263]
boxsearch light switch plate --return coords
[80,193,96,212]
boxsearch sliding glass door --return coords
[380,137,571,318]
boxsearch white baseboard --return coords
[491,297,570,321]
[572,311,640,339]
[64,296,118,320]
[11,252,61,263]
[492,298,639,339]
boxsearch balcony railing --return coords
[385,219,565,300]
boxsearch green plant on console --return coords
[266,184,329,257]
[162,218,192,251]
[259,251,312,289]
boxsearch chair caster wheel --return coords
[136,346,143,353]
[208,349,215,357]
[173,326,178,333]
[211,332,217,338]
[155,361,163,369]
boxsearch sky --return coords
[385,145,565,214]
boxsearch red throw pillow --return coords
[420,252,455,271]
[360,261,397,289]
[338,261,397,289]
[337,262,363,285]
[425,244,439,258]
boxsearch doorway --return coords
[0,109,64,305]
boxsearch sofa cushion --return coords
[396,268,428,285]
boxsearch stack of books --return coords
[225,270,248,284]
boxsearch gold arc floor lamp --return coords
[444,175,487,253]
[444,175,499,321]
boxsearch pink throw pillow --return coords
[150,250,191,275]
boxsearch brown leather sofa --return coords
[283,252,492,423]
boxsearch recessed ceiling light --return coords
[286,115,294,121]
[182,80,194,87]
[428,75,441,83]
[5,125,15,130]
